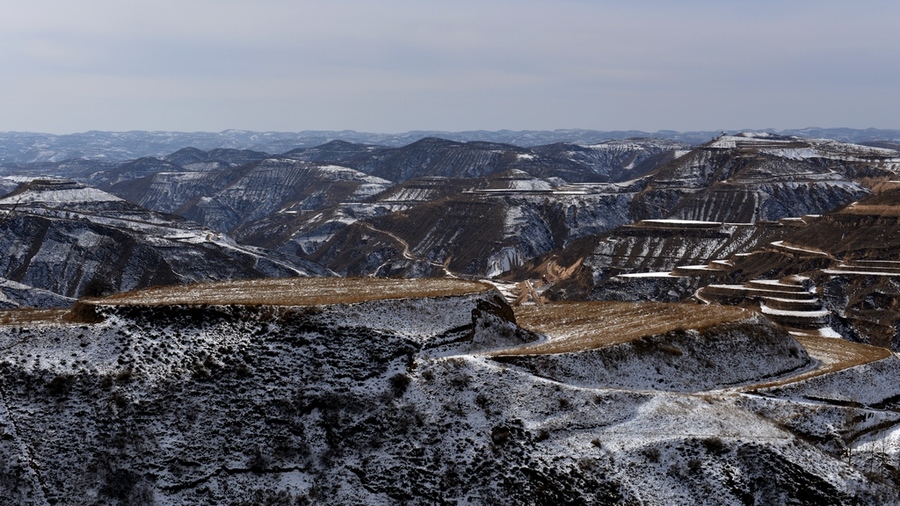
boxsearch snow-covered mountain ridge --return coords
[4,130,898,293]
[2,128,900,163]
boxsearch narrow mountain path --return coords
[359,222,457,277]
[360,222,416,262]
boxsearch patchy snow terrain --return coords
[0,279,898,504]
[2,131,900,503]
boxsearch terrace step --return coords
[699,284,818,302]
[831,263,900,274]
[697,277,832,332]
[746,279,810,293]
[760,304,830,329]
[761,297,823,312]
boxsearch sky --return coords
[1,0,899,134]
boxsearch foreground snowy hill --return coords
[0,278,898,504]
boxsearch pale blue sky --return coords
[2,0,898,134]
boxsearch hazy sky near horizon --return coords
[2,0,899,134]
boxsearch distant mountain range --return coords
[2,130,900,351]
[2,127,900,164]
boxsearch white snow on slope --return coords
[0,185,123,204]
[760,304,830,318]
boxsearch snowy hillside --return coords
[0,279,898,504]
[0,178,329,301]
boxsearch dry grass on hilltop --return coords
[503,302,751,356]
[91,277,493,307]
[744,335,892,390]
[505,301,893,390]
[840,204,900,216]
[0,309,70,326]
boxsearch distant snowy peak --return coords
[0,178,124,205]
[707,133,900,164]
[580,138,689,151]
[482,169,555,191]
[307,163,392,185]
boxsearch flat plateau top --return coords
[501,302,752,356]
[89,277,493,307]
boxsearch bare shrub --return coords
[389,373,411,398]
[703,436,727,455]
[687,458,702,472]
[642,446,661,463]
[246,448,271,473]
[46,374,73,396]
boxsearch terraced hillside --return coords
[512,134,899,301]
[571,184,900,350]
[632,133,894,223]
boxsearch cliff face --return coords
[0,180,327,302]
[106,158,392,236]
[1,279,899,504]
[310,188,635,278]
